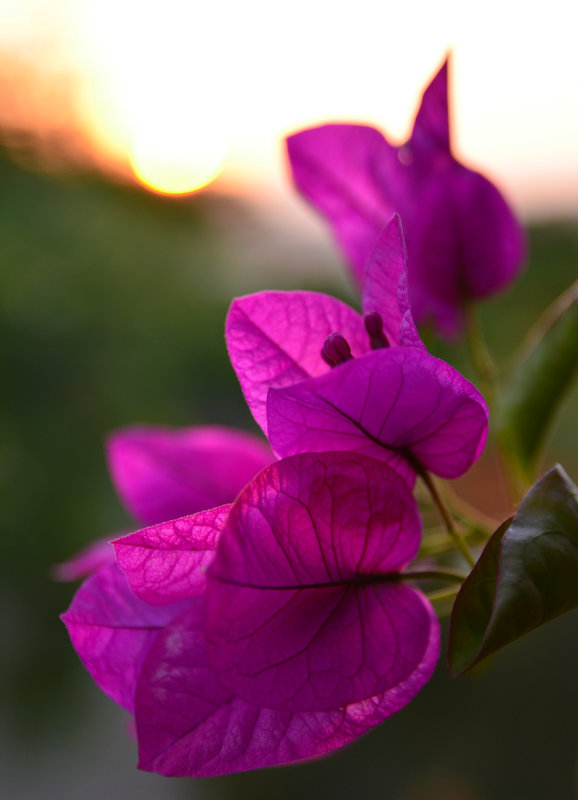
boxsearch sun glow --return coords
[67,0,230,195]
[129,115,226,196]
[2,0,578,212]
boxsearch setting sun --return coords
[129,115,226,196]
[1,0,577,213]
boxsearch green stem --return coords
[465,306,525,503]
[426,586,461,603]
[402,568,466,584]
[418,469,476,568]
[419,528,486,557]
[465,305,499,413]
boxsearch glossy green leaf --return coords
[499,280,578,479]
[449,465,578,675]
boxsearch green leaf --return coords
[448,465,578,675]
[499,280,578,479]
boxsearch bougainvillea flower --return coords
[226,217,488,483]
[64,451,439,776]
[107,425,272,526]
[56,424,271,584]
[59,464,254,712]
[287,57,525,336]
[268,347,487,482]
[207,453,439,712]
[114,505,230,607]
[61,504,229,712]
[61,424,271,696]
[136,595,436,776]
[61,561,190,712]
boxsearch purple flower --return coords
[107,424,273,526]
[60,426,273,736]
[60,424,272,702]
[56,425,272,580]
[287,57,525,337]
[63,452,440,776]
[61,559,191,712]
[226,217,488,484]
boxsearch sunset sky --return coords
[1,0,577,216]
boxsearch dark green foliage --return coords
[449,466,578,674]
[499,281,578,478]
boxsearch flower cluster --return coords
[62,59,524,777]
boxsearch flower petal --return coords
[107,425,271,526]
[113,505,230,606]
[207,452,436,712]
[226,291,367,432]
[267,348,488,480]
[61,563,187,712]
[287,62,525,339]
[135,598,439,777]
[362,214,424,350]
[410,163,526,336]
[409,56,450,158]
[287,125,402,281]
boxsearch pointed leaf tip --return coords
[449,465,578,675]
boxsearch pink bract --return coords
[207,453,439,714]
[136,596,439,777]
[107,425,272,526]
[57,424,271,585]
[113,505,230,606]
[268,347,488,481]
[287,58,525,337]
[61,562,188,712]
[226,218,488,482]
[63,452,440,776]
[225,291,369,433]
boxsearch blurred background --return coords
[0,1,577,798]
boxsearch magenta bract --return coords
[287,58,525,336]
[207,453,439,714]
[226,218,488,481]
[225,291,369,433]
[362,214,424,351]
[58,424,271,585]
[63,501,230,713]
[114,505,230,606]
[61,562,188,712]
[267,347,488,481]
[107,425,272,525]
[63,452,440,776]
[135,597,438,777]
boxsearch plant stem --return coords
[419,528,486,557]
[465,306,525,503]
[418,469,476,568]
[466,305,499,413]
[426,586,461,603]
[402,568,466,584]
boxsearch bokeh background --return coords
[1,1,577,798]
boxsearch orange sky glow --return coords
[0,0,577,216]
